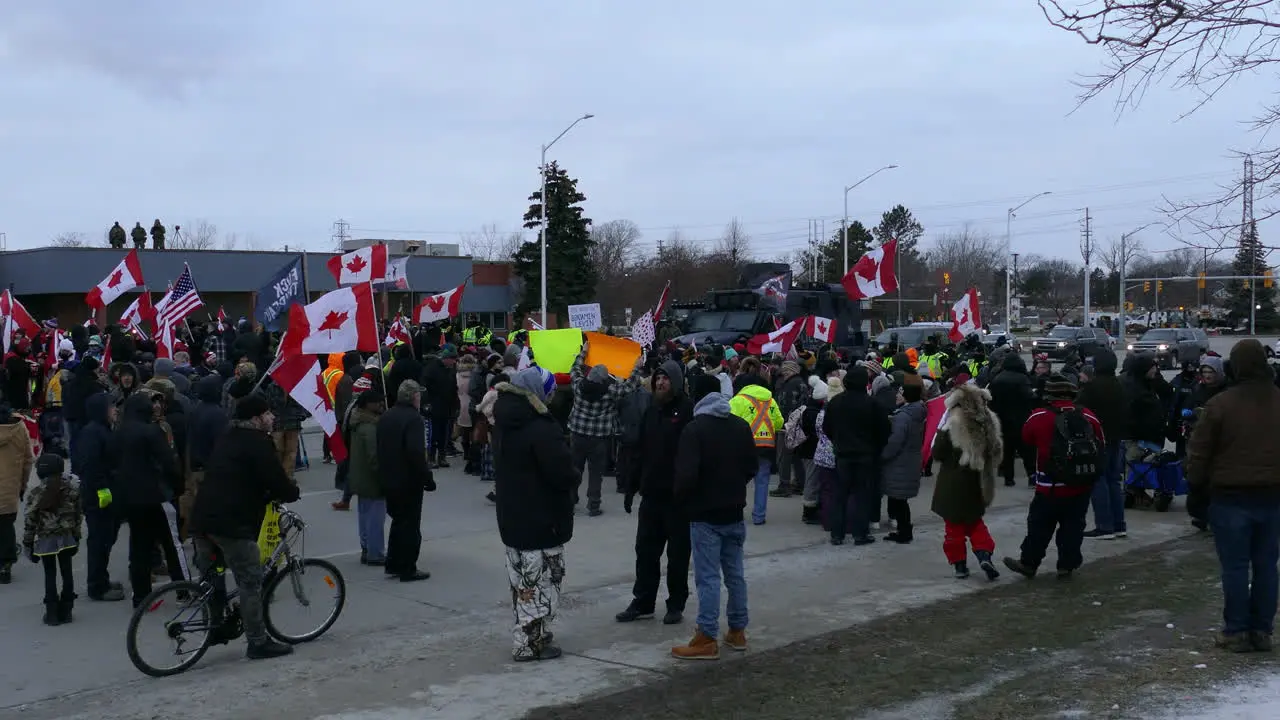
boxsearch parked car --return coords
[1029,325,1109,360]
[1126,328,1209,369]
[981,325,1023,353]
[872,322,951,352]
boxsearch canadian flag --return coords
[281,284,378,356]
[327,244,388,286]
[414,283,465,324]
[841,239,898,300]
[746,318,804,356]
[384,313,411,346]
[806,315,836,343]
[85,249,145,310]
[215,306,227,332]
[45,329,66,372]
[948,287,982,343]
[0,290,40,355]
[155,321,177,360]
[119,291,155,332]
[270,354,348,463]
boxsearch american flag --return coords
[156,265,203,330]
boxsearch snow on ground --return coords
[1150,670,1280,719]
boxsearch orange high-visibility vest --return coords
[746,396,776,448]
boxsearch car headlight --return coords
[1157,344,1168,351]
[1057,341,1066,347]
[1127,344,1134,350]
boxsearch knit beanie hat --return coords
[36,452,64,479]
[233,393,271,420]
[1044,373,1078,399]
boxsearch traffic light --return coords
[1245,279,1251,289]
[1125,301,1134,311]
[1197,272,1206,289]
[1266,270,1274,289]
[942,271,951,285]
[1157,280,1164,293]
[1143,281,1150,293]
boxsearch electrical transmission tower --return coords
[331,219,351,251]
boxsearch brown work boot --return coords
[1215,632,1254,653]
[671,629,720,660]
[724,628,748,652]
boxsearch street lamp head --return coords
[886,164,899,169]
[582,113,595,120]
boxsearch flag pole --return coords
[369,276,389,407]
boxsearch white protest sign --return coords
[567,303,603,330]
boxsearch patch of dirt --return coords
[524,536,1280,720]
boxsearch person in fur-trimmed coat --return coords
[930,383,1004,580]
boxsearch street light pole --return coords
[841,164,899,275]
[1005,191,1052,328]
[539,113,594,329]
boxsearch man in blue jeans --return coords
[1187,339,1280,653]
[1076,351,1128,540]
[671,375,758,660]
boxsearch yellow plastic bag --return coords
[258,504,281,565]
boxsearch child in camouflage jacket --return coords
[23,453,82,626]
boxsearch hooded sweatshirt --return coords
[626,359,694,498]
[567,355,640,437]
[674,391,758,525]
[822,366,891,460]
[72,393,116,510]
[1122,353,1171,443]
[1187,339,1280,498]
[188,374,229,471]
[1075,349,1127,445]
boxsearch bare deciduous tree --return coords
[1097,233,1148,276]
[461,223,523,261]
[925,227,1004,294]
[589,219,641,276]
[51,232,87,247]
[1041,0,1280,232]
[1021,256,1084,322]
[171,220,219,250]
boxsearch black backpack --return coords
[1046,405,1101,486]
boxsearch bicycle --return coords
[126,504,346,677]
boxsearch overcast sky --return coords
[0,1,1270,263]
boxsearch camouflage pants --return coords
[505,545,565,659]
[194,535,267,643]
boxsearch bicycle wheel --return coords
[263,558,346,644]
[126,581,216,677]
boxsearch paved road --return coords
[0,334,1262,720]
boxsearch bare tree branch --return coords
[51,232,87,248]
[460,223,522,261]
[1098,233,1149,275]
[171,220,219,250]
[925,226,1004,294]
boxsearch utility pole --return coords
[1080,207,1092,326]
[1244,155,1258,334]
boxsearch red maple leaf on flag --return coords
[959,307,969,326]
[318,310,349,334]
[106,269,125,288]
[817,321,828,334]
[314,372,333,412]
[426,295,447,312]
[345,255,367,274]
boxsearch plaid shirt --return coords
[567,354,639,438]
[204,334,228,364]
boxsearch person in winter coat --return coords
[23,453,83,625]
[62,356,106,449]
[770,361,810,498]
[385,343,423,406]
[1076,350,1129,540]
[822,365,891,545]
[880,383,927,544]
[152,358,191,402]
[931,382,1003,580]
[1185,339,1280,652]
[794,376,828,525]
[3,338,34,410]
[377,379,434,582]
[987,353,1034,488]
[261,377,307,481]
[454,354,479,475]
[0,402,35,584]
[615,377,651,496]
[568,344,643,513]
[72,393,124,601]
[618,359,695,624]
[1121,352,1172,461]
[730,370,784,526]
[223,361,257,416]
[328,351,363,511]
[188,393,299,660]
[493,367,577,662]
[867,372,898,525]
[114,391,187,604]
[1004,374,1105,580]
[346,390,387,566]
[669,374,758,661]
[420,346,460,467]
[184,374,228,530]
[108,362,141,418]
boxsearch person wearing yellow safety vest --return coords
[462,318,493,349]
[729,371,783,526]
[917,337,949,382]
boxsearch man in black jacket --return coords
[73,392,125,602]
[617,359,694,625]
[1077,350,1130,539]
[114,391,187,604]
[189,393,299,660]
[822,365,892,546]
[421,347,460,467]
[1122,352,1173,460]
[670,375,757,660]
[988,353,1035,488]
[493,367,577,662]
[185,374,229,527]
[378,379,434,582]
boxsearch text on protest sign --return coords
[567,303,603,330]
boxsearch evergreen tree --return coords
[872,205,924,255]
[1228,220,1277,329]
[799,222,873,282]
[515,162,595,324]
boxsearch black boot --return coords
[0,563,11,584]
[953,562,970,579]
[246,638,294,660]
[42,600,61,626]
[57,592,76,624]
[435,451,450,469]
[801,506,821,525]
[974,550,1000,581]
[1002,556,1037,579]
